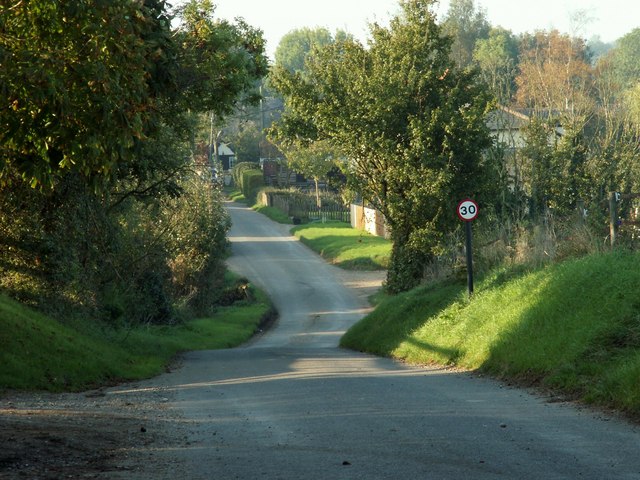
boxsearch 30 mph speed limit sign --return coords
[457,199,479,222]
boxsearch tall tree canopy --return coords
[0,0,174,188]
[270,0,493,292]
[0,0,268,322]
[274,27,333,73]
[442,0,490,68]
[0,0,268,189]
[274,27,352,73]
[516,30,593,122]
[473,27,519,104]
[605,28,640,91]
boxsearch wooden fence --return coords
[260,191,350,223]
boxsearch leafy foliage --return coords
[0,0,174,188]
[605,28,640,92]
[276,140,337,207]
[270,0,494,292]
[274,27,334,73]
[241,170,265,204]
[473,27,519,104]
[441,0,490,68]
[232,161,261,188]
[0,0,268,324]
[516,30,593,121]
[230,123,263,163]
[274,27,353,74]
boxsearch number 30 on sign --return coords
[457,199,479,221]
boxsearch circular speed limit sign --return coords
[457,199,479,222]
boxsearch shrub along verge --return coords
[341,250,640,419]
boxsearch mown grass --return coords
[226,187,246,203]
[253,205,292,224]
[228,189,390,267]
[291,221,391,270]
[0,288,272,392]
[341,250,640,418]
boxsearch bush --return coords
[241,169,265,204]
[0,169,232,326]
[232,161,260,190]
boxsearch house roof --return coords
[486,106,565,136]
[486,106,530,130]
[218,142,234,156]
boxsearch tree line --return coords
[265,0,640,292]
[0,0,267,323]
[4,0,640,316]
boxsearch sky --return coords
[187,0,640,60]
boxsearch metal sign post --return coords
[457,199,479,297]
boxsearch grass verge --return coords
[341,250,640,418]
[225,187,246,203]
[292,221,391,270]
[253,205,292,224]
[0,287,273,392]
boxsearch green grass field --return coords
[341,251,640,418]
[253,204,292,224]
[292,221,391,270]
[0,288,272,392]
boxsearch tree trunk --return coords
[314,177,321,209]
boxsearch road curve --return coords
[112,202,640,479]
[224,201,375,349]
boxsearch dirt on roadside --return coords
[0,385,186,479]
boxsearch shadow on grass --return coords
[401,336,462,363]
[343,250,640,418]
[340,280,465,355]
[295,233,391,271]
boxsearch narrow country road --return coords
[111,202,640,479]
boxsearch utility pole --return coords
[208,112,215,174]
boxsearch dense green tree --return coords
[473,27,519,104]
[0,0,174,188]
[0,0,268,322]
[605,29,640,91]
[231,123,263,163]
[172,0,267,117]
[441,0,490,68]
[496,107,588,220]
[274,27,334,73]
[270,0,494,292]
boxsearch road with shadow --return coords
[111,201,640,479]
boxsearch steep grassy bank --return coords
[0,287,272,392]
[341,251,640,418]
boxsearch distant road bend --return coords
[113,201,640,479]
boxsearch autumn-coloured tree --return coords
[512,31,595,216]
[516,30,594,124]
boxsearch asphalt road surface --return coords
[114,202,640,479]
